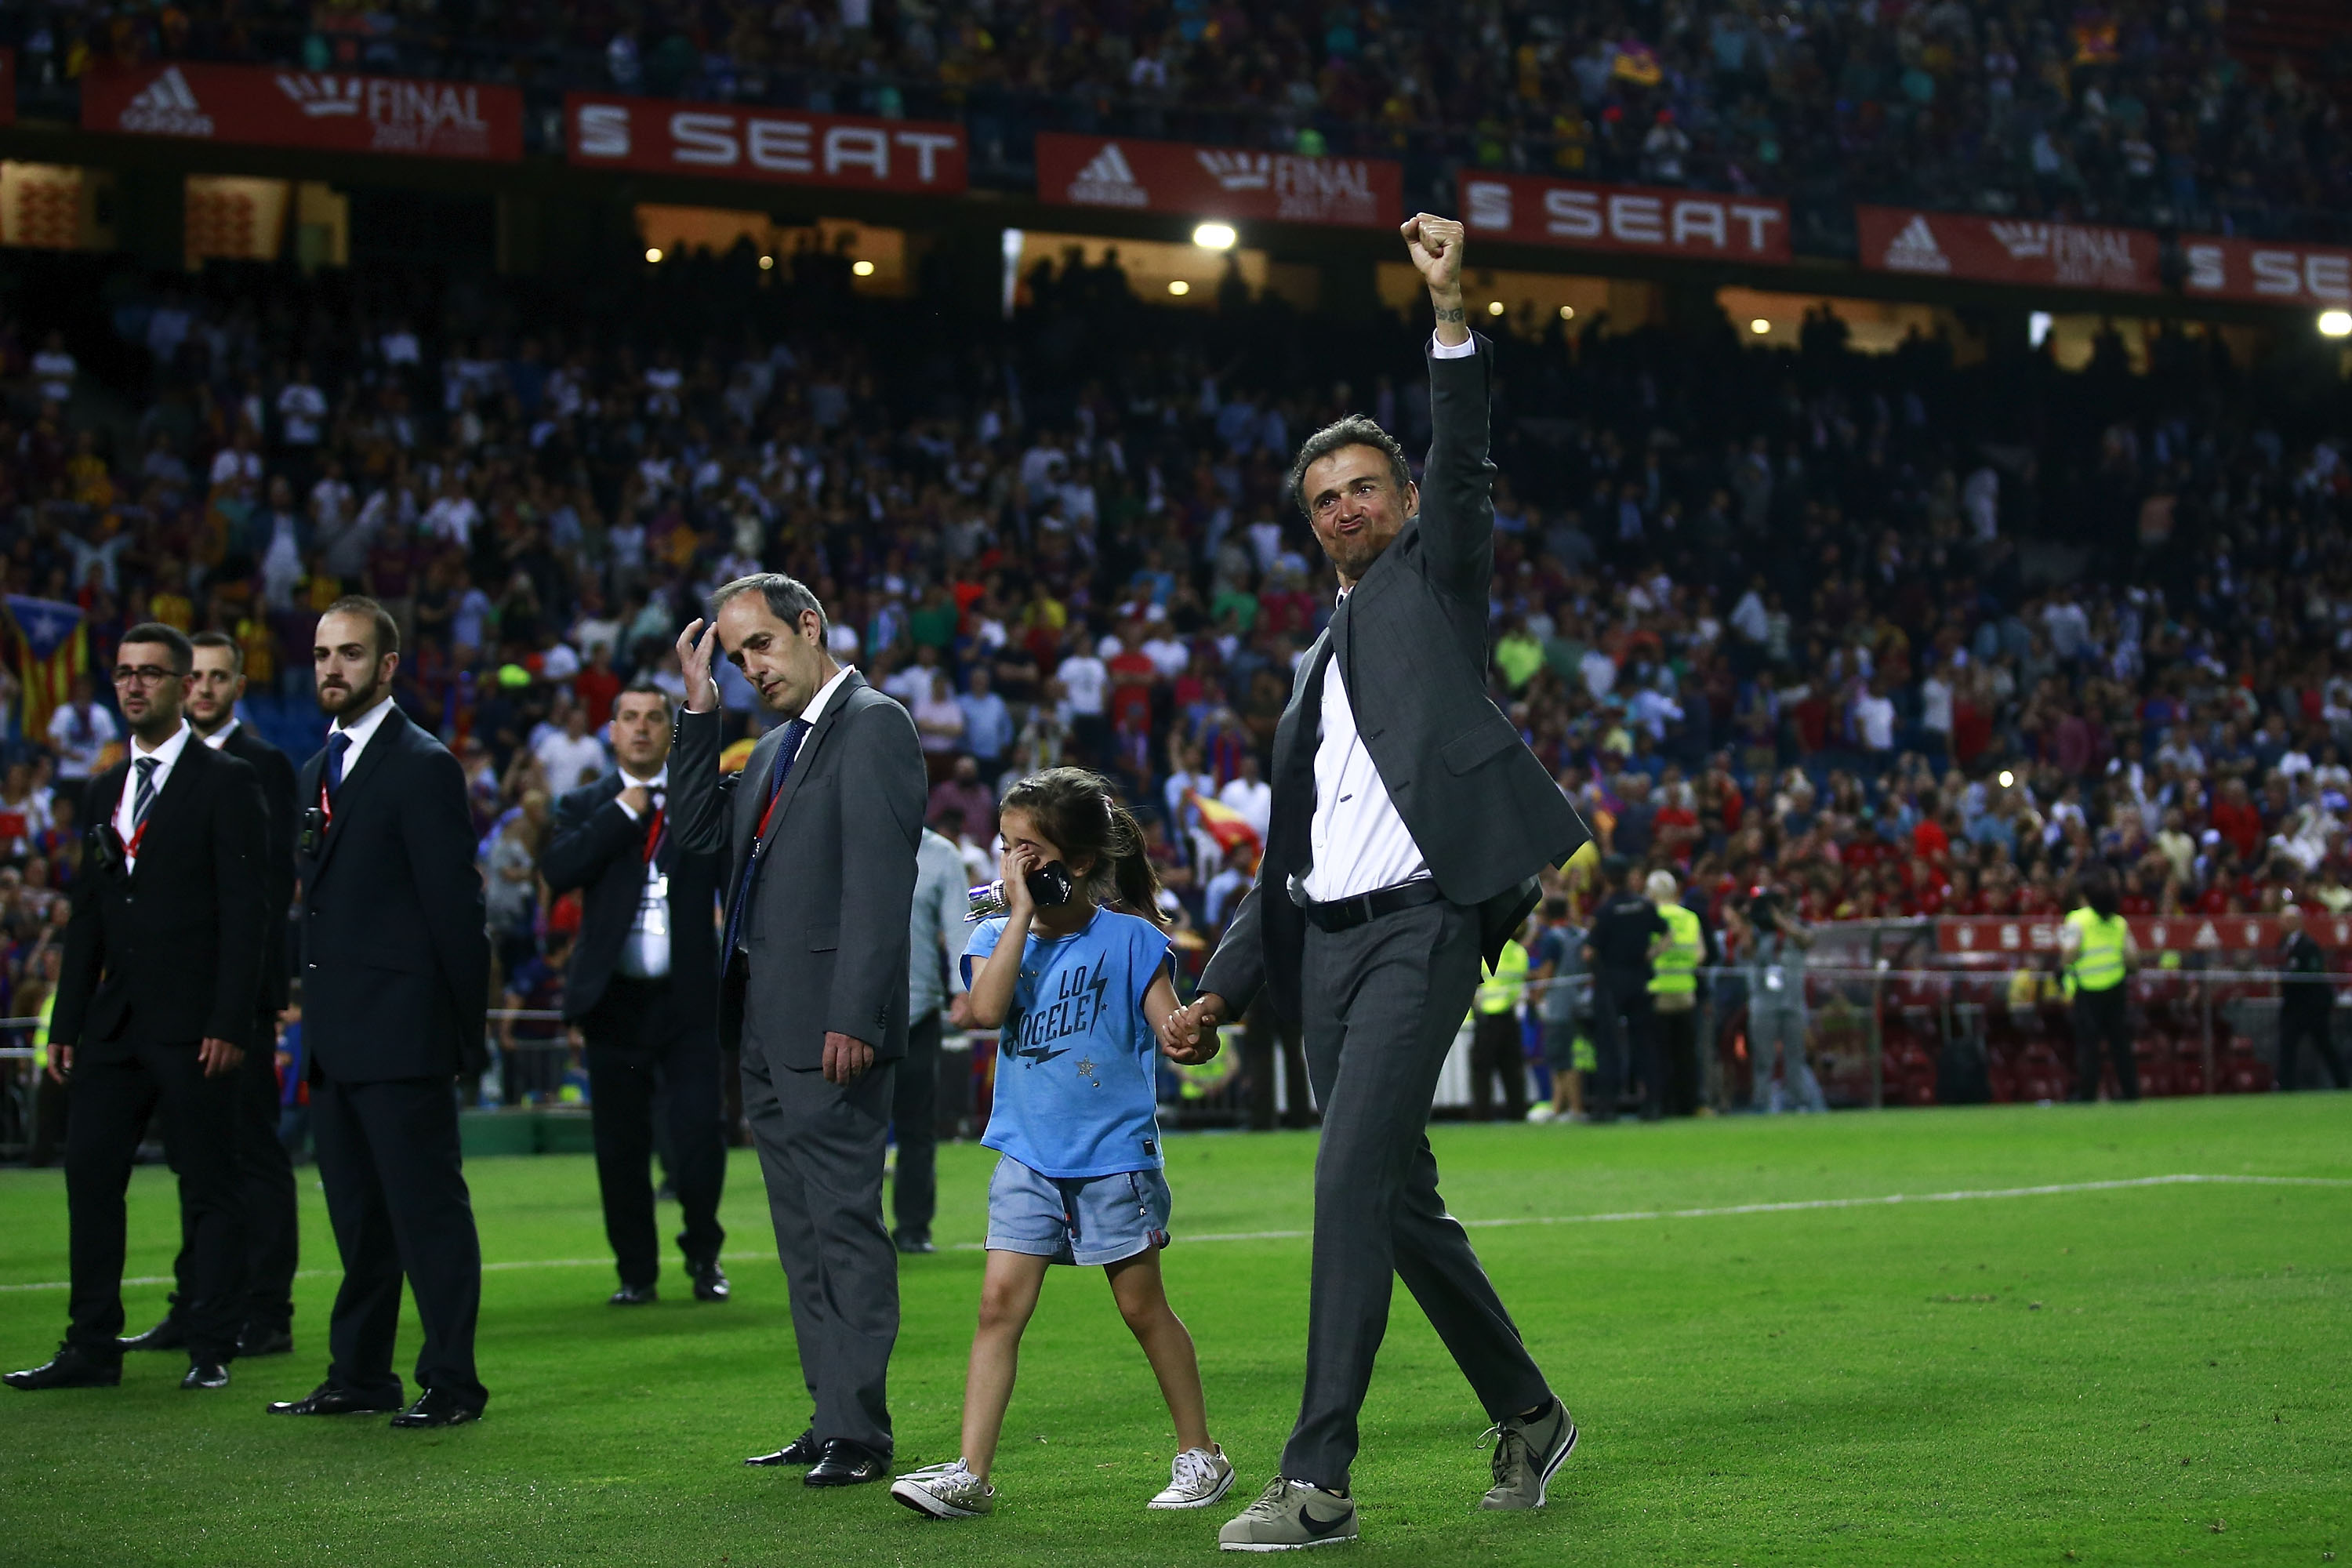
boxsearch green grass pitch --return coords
[2,1095,2347,1566]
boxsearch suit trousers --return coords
[2276,998,2348,1090]
[1243,996,1312,1131]
[2070,986,2140,1102]
[741,1040,898,1454]
[1749,1007,1826,1112]
[1468,1011,1528,1123]
[311,1075,487,1410]
[890,1010,943,1241]
[1284,898,1552,1493]
[65,1042,245,1363]
[1586,969,1653,1122]
[162,1016,299,1336]
[583,975,728,1288]
[1651,1005,1701,1117]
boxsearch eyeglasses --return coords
[111,665,180,688]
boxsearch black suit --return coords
[156,722,302,1342]
[296,702,491,1412]
[53,730,268,1366]
[543,768,728,1290]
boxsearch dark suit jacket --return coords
[669,672,927,1070]
[53,734,269,1055]
[216,721,299,1014]
[1201,334,1591,1023]
[542,768,720,1028]
[296,703,492,1082]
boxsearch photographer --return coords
[1729,876,1825,1114]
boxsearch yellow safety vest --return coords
[2065,907,2128,993]
[1475,940,1530,1016]
[32,990,53,1075]
[1649,903,1703,996]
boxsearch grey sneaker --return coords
[1149,1443,1236,1509]
[1218,1476,1358,1551]
[1478,1400,1578,1510]
[891,1459,994,1519]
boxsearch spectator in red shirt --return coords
[2209,779,2263,863]
[575,642,622,729]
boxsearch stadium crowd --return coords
[2,1,2347,243]
[0,232,2349,1089]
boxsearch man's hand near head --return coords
[676,618,720,714]
[1402,213,1468,347]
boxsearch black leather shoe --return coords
[267,1382,405,1417]
[390,1388,482,1428]
[892,1230,937,1255]
[608,1282,659,1306]
[238,1326,295,1358]
[746,1428,822,1466]
[181,1361,230,1390]
[5,1344,122,1391]
[688,1259,730,1302]
[118,1316,187,1353]
[804,1439,887,1487]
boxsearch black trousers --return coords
[890,1009,943,1240]
[1652,1006,1702,1116]
[161,1017,299,1336]
[1586,970,1654,1121]
[65,1041,245,1363]
[583,975,728,1289]
[2277,999,2349,1090]
[1286,898,1552,1493]
[312,1074,486,1410]
[1243,996,1312,1130]
[1468,1011,1528,1123]
[2071,986,2140,1101]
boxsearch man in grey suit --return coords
[1173,215,1592,1550]
[667,574,926,1489]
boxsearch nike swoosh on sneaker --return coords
[1298,1505,1352,1537]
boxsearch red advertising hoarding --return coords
[1856,205,2159,293]
[82,62,521,160]
[1036,132,1402,228]
[1459,171,1791,263]
[2181,235,2352,308]
[1935,914,2339,957]
[567,94,966,194]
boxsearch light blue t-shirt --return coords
[963,908,1173,1180]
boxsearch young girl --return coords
[891,767,1232,1521]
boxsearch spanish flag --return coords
[7,595,89,742]
[1188,791,1261,860]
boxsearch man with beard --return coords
[6,624,267,1394]
[267,597,491,1428]
[118,631,303,1361]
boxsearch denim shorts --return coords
[985,1155,1173,1267]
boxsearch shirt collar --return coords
[131,720,194,766]
[797,663,856,727]
[332,695,395,746]
[619,762,669,790]
[198,717,240,750]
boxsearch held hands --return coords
[1157,992,1227,1066]
[198,1037,244,1077]
[676,618,721,714]
[822,1030,874,1085]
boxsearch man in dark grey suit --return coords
[667,575,926,1489]
[1174,215,1592,1549]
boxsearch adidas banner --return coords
[82,62,522,161]
[565,93,966,194]
[1856,206,2158,293]
[1460,172,1790,263]
[1935,915,2338,956]
[1036,133,1401,229]
[2178,235,2352,308]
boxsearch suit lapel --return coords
[731,724,785,876]
[312,706,405,880]
[132,741,205,869]
[758,674,860,854]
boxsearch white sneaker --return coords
[1524,1104,1556,1123]
[891,1458,994,1519]
[1149,1443,1236,1509]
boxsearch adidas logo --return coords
[119,66,215,137]
[274,74,365,117]
[1067,143,1147,207]
[1882,213,1948,274]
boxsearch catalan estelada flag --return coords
[1188,790,1261,861]
[7,595,88,742]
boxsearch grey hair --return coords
[709,572,830,640]
[1287,415,1412,519]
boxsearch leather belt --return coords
[1300,879,1446,934]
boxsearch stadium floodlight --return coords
[1488,300,1506,317]
[1749,318,1770,335]
[1998,770,2016,788]
[1168,280,1192,296]
[2321,310,2352,338]
[760,255,774,270]
[1559,305,1576,321]
[851,260,876,278]
[1192,222,1237,250]
[644,248,662,263]
[2029,310,2054,347]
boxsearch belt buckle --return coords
[1350,892,1376,925]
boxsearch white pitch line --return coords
[3,1173,2347,1291]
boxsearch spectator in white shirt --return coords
[47,675,118,783]
[533,701,612,792]
[424,473,481,547]
[1218,751,1273,840]
[277,362,329,447]
[32,331,76,404]
[208,428,263,492]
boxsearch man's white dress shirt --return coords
[114,720,193,874]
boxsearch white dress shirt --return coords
[1300,601,1431,903]
[198,717,240,750]
[797,662,856,727]
[114,720,194,873]
[328,694,397,781]
[610,764,672,979]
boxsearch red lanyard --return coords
[318,775,335,829]
[124,816,151,859]
[753,775,788,847]
[641,802,666,863]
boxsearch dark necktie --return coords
[131,757,158,828]
[722,717,813,960]
[325,731,351,802]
